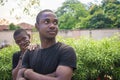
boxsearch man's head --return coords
[35,9,59,39]
[13,29,30,51]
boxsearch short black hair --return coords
[13,29,28,39]
[36,9,54,24]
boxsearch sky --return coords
[40,0,101,10]
[0,0,102,25]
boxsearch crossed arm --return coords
[12,59,22,80]
[16,65,73,80]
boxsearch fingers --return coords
[27,44,38,51]
[21,40,30,50]
[27,45,34,51]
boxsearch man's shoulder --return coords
[13,51,20,55]
[58,42,73,49]
[12,51,21,58]
[26,47,40,55]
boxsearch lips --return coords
[48,31,56,35]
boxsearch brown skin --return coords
[15,33,30,53]
[17,11,73,80]
[36,11,58,48]
[12,32,30,80]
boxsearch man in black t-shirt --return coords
[12,29,31,80]
[17,9,77,80]
[12,29,38,80]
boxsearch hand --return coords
[24,69,33,78]
[17,58,22,69]
[18,78,26,80]
[23,40,30,49]
[27,44,39,51]
[20,40,30,51]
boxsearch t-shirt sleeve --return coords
[12,53,20,69]
[22,48,39,69]
[59,46,77,70]
[22,50,30,68]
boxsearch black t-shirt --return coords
[12,51,21,69]
[22,42,76,74]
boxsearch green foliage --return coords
[56,0,89,30]
[79,0,120,29]
[89,5,101,15]
[0,45,19,80]
[78,11,113,29]
[58,35,120,80]
[9,23,20,30]
[102,0,120,28]
[1,34,120,80]
[55,0,120,29]
[88,12,113,29]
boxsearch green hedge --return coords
[0,35,120,80]
[0,45,19,80]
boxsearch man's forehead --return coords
[15,32,27,37]
[40,12,57,19]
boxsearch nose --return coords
[18,40,24,45]
[49,23,55,30]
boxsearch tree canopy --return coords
[56,0,120,29]
[1,0,120,29]
[0,0,40,21]
[56,0,89,29]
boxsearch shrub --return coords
[9,23,20,30]
[0,45,19,80]
[0,35,120,80]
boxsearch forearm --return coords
[17,78,26,80]
[24,66,73,80]
[46,72,56,77]
[12,68,19,80]
[24,69,58,80]
[12,61,22,80]
[16,68,27,80]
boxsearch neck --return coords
[40,38,56,49]
[20,49,26,54]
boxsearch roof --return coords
[17,22,34,30]
[0,25,9,31]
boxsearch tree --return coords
[89,4,101,15]
[9,23,20,30]
[102,0,120,28]
[0,0,40,21]
[79,0,120,29]
[56,0,89,29]
[89,12,113,29]
[0,0,7,6]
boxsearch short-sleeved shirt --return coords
[12,51,21,69]
[22,42,76,74]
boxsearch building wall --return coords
[58,29,120,40]
[0,31,32,45]
[0,29,120,44]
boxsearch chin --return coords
[47,36,55,40]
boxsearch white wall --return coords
[0,29,120,44]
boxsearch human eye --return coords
[21,37,28,42]
[53,20,58,25]
[44,19,50,24]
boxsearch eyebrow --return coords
[40,17,58,20]
[40,18,58,22]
